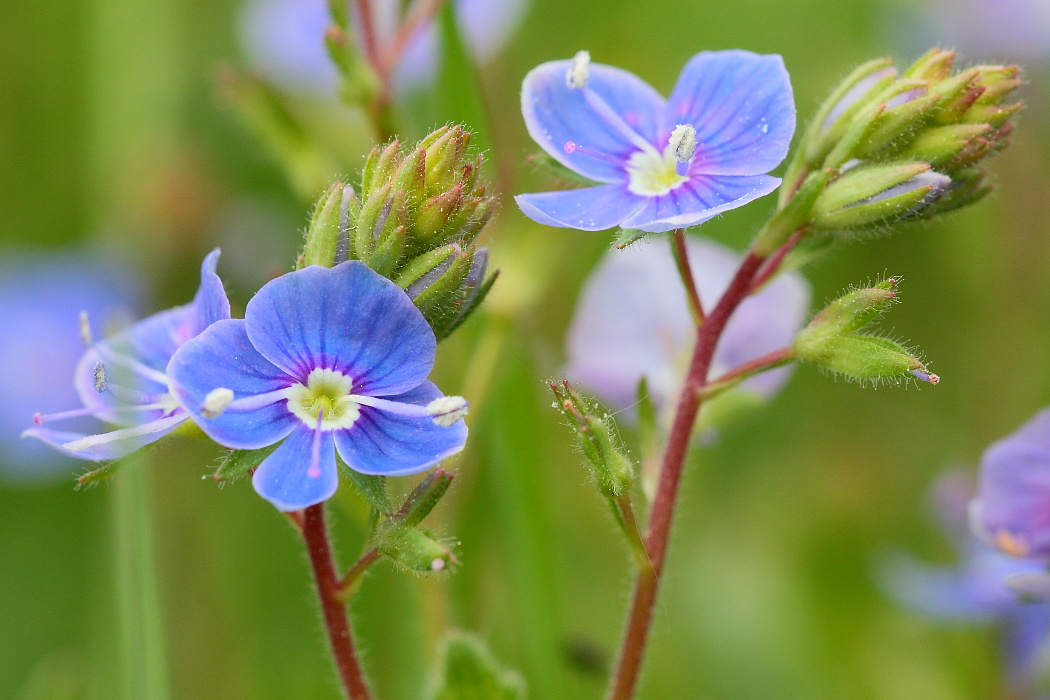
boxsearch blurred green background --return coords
[3,0,1050,698]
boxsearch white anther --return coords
[93,361,108,393]
[426,395,469,427]
[566,50,591,89]
[79,310,93,348]
[431,558,446,572]
[202,387,235,419]
[669,124,697,163]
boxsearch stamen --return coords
[307,411,324,479]
[106,383,169,405]
[202,387,234,419]
[426,396,469,427]
[92,343,169,386]
[61,412,187,452]
[669,124,697,176]
[563,141,620,165]
[225,387,293,413]
[79,311,93,348]
[351,394,431,417]
[565,50,590,89]
[431,558,446,572]
[93,361,108,393]
[33,401,176,425]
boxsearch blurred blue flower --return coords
[0,252,140,485]
[167,261,467,511]
[24,249,230,463]
[238,0,530,96]
[972,408,1050,561]
[885,471,1050,691]
[912,0,1050,64]
[516,50,795,233]
[565,236,810,413]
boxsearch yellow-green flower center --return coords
[286,368,361,430]
[625,145,689,197]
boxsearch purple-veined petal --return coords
[252,425,338,511]
[975,408,1050,559]
[23,413,187,463]
[168,319,298,450]
[565,236,808,411]
[245,261,436,395]
[334,381,467,476]
[664,50,795,177]
[515,184,644,231]
[619,174,781,233]
[191,249,232,331]
[522,60,666,183]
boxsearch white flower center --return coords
[286,368,361,431]
[625,144,690,197]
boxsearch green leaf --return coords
[336,453,392,514]
[212,444,278,483]
[431,632,526,700]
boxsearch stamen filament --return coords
[350,394,430,417]
[93,344,169,385]
[61,412,187,452]
[564,141,621,165]
[581,89,660,155]
[225,387,294,413]
[33,401,176,425]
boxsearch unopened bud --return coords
[803,59,897,165]
[798,278,899,341]
[904,48,956,82]
[901,123,992,169]
[374,523,457,573]
[794,334,935,384]
[392,469,454,528]
[566,50,590,89]
[550,380,634,497]
[301,181,344,268]
[813,163,950,230]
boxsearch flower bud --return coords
[391,469,454,528]
[550,380,634,497]
[301,182,358,268]
[919,168,992,217]
[361,141,401,193]
[404,245,488,339]
[794,334,937,385]
[903,48,956,82]
[813,162,950,230]
[797,278,898,342]
[374,522,457,573]
[804,59,897,165]
[900,123,993,169]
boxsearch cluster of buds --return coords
[783,49,1021,234]
[301,125,498,339]
[793,278,939,385]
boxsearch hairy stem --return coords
[301,504,373,700]
[700,346,796,399]
[337,547,381,600]
[670,228,704,324]
[606,251,766,700]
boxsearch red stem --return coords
[749,229,805,294]
[351,0,379,70]
[301,504,373,700]
[704,346,795,391]
[606,251,766,700]
[671,228,704,324]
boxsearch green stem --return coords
[112,462,170,700]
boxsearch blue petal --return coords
[23,413,187,462]
[1005,604,1050,683]
[515,185,645,231]
[334,381,467,476]
[522,59,666,183]
[252,425,338,511]
[191,249,232,331]
[168,319,298,450]
[245,261,436,396]
[664,51,795,176]
[620,175,781,233]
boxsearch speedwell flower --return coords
[23,249,230,461]
[167,261,468,512]
[884,472,1050,690]
[972,408,1050,561]
[565,236,810,412]
[516,50,796,233]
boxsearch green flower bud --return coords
[795,334,938,385]
[904,48,956,82]
[301,181,344,268]
[391,469,454,528]
[550,380,635,498]
[919,168,993,217]
[900,123,993,169]
[813,162,950,230]
[374,522,457,573]
[856,81,940,158]
[361,140,401,193]
[803,59,897,166]
[797,278,899,342]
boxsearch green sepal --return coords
[904,48,955,82]
[301,182,344,268]
[412,248,473,332]
[857,86,940,158]
[396,245,459,290]
[753,169,830,256]
[822,102,885,171]
[212,444,279,483]
[900,123,992,168]
[919,168,991,217]
[798,278,899,341]
[336,453,391,514]
[813,162,932,230]
[442,269,498,338]
[795,334,927,382]
[613,228,649,250]
[393,469,454,528]
[804,59,896,166]
[550,381,635,498]
[430,632,526,700]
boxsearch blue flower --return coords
[238,0,531,96]
[0,251,140,483]
[884,471,1050,691]
[515,50,796,233]
[24,249,230,462]
[565,236,810,412]
[167,261,468,512]
[972,408,1050,561]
